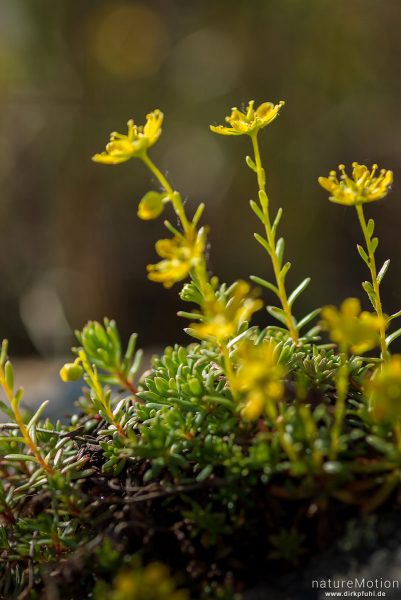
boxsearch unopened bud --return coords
[60,362,83,382]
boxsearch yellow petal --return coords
[352,163,368,182]
[242,389,265,420]
[155,238,176,258]
[341,297,361,318]
[318,176,336,192]
[227,114,252,132]
[91,152,128,164]
[265,381,283,400]
[209,125,242,136]
[255,102,274,119]
[106,139,133,155]
[147,260,190,287]
[143,109,164,145]
[383,170,393,186]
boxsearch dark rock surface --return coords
[244,510,401,599]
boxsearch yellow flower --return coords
[192,281,262,342]
[318,163,393,206]
[147,229,205,288]
[233,339,285,420]
[320,297,385,354]
[210,100,285,136]
[92,110,163,164]
[137,191,166,220]
[109,561,188,600]
[366,356,401,423]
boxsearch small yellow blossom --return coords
[366,356,401,423]
[147,229,205,288]
[92,110,163,164]
[192,281,262,342]
[137,191,166,220]
[233,339,285,420]
[318,163,393,206]
[321,297,385,354]
[102,561,188,600]
[210,100,285,136]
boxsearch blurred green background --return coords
[1,0,401,358]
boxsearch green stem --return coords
[277,417,298,463]
[141,154,237,398]
[0,369,54,474]
[355,204,388,360]
[330,348,349,460]
[221,345,237,400]
[251,134,298,343]
[79,351,125,436]
[142,153,213,303]
[141,153,191,234]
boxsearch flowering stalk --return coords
[0,342,54,474]
[355,204,388,359]
[210,100,306,343]
[140,155,242,392]
[77,350,126,437]
[139,153,210,293]
[319,163,393,360]
[367,357,401,450]
[92,111,250,397]
[276,414,299,463]
[141,154,191,235]
[330,348,349,460]
[321,298,384,459]
[250,132,298,342]
[220,345,236,396]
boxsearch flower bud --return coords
[60,362,83,382]
[137,191,165,220]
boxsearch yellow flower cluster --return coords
[92,110,163,164]
[147,228,206,288]
[233,339,285,420]
[103,561,188,600]
[321,298,385,354]
[192,281,262,342]
[210,100,285,136]
[91,108,208,291]
[367,356,401,423]
[318,163,393,206]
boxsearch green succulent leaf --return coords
[377,259,390,284]
[245,155,257,172]
[250,199,265,223]
[267,305,290,326]
[250,275,279,298]
[357,244,370,266]
[275,238,285,267]
[254,233,271,254]
[296,308,321,331]
[288,277,311,307]
[386,327,401,347]
[272,208,283,235]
